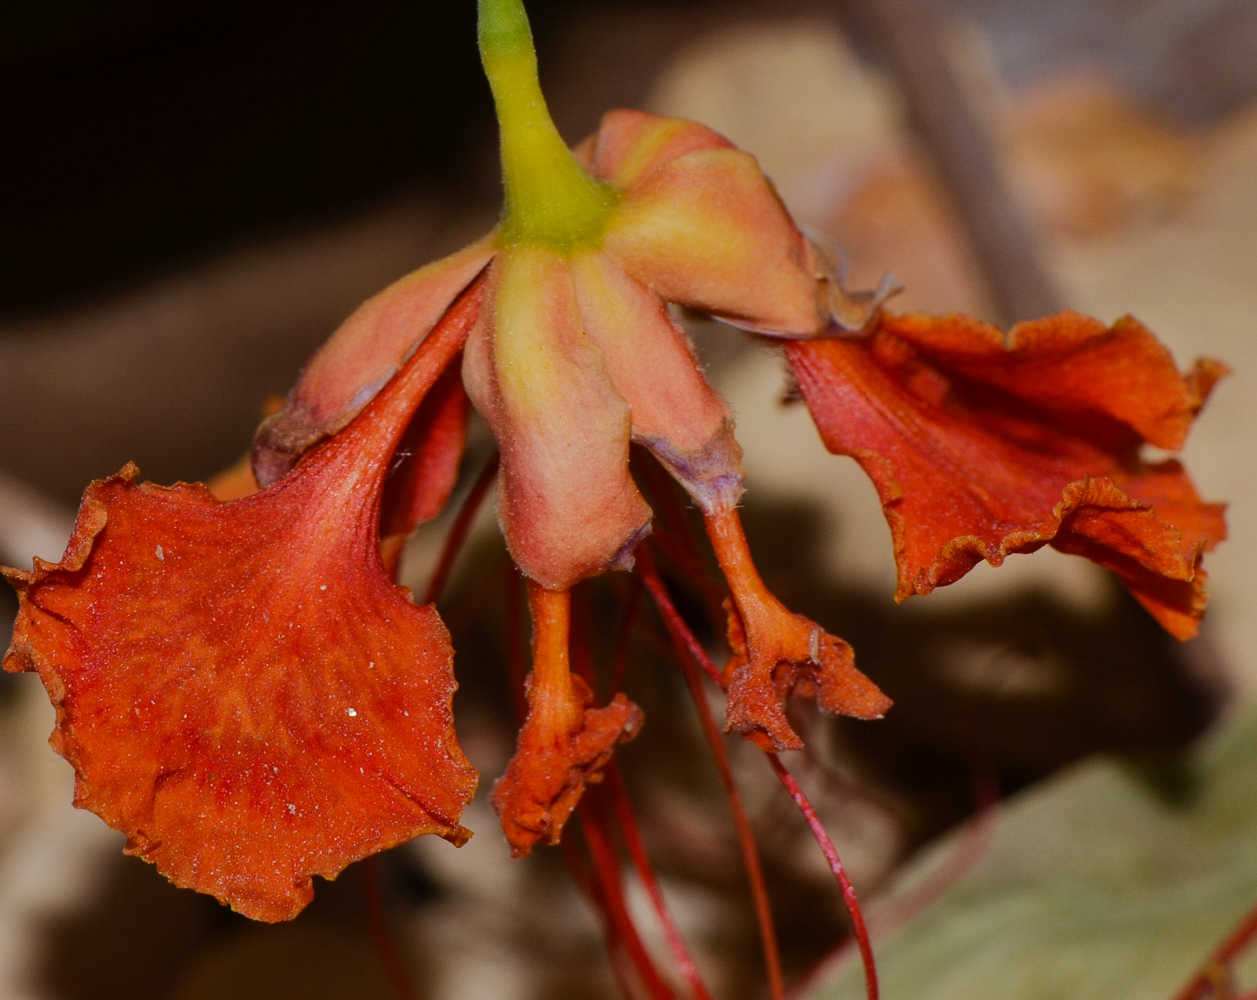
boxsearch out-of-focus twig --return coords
[0,470,73,569]
[853,0,1061,323]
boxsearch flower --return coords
[2,289,484,921]
[252,0,892,848]
[784,310,1227,639]
[1,0,1226,924]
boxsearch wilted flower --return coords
[2,0,1225,975]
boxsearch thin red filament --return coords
[766,754,879,1000]
[421,451,500,605]
[638,551,786,1000]
[1172,899,1257,1000]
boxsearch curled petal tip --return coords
[706,510,889,752]
[492,686,643,856]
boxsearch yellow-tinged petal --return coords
[603,145,827,335]
[462,244,651,590]
[571,249,743,514]
[576,109,734,190]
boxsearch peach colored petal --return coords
[577,109,733,190]
[462,245,651,590]
[2,285,485,921]
[785,311,1226,638]
[571,250,743,513]
[604,147,826,335]
[254,234,495,485]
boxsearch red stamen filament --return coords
[605,765,716,1000]
[1172,899,1257,1000]
[639,552,786,1000]
[421,452,500,605]
[361,856,423,1000]
[581,795,683,1000]
[766,755,879,1000]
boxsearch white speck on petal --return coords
[287,803,296,815]
[346,707,358,717]
[320,584,327,591]
[155,545,165,561]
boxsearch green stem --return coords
[477,0,616,248]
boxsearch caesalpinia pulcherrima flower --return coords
[2,0,1225,939]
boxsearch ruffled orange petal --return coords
[2,284,486,921]
[597,119,825,335]
[880,311,1227,450]
[254,234,495,485]
[571,249,744,514]
[462,244,652,590]
[785,311,1227,638]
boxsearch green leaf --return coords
[814,706,1257,1000]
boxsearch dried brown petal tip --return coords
[491,584,643,856]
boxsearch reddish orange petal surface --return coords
[379,363,471,540]
[3,285,486,921]
[785,311,1226,638]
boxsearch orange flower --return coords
[246,1,891,850]
[1,0,1227,925]
[785,311,1227,639]
[2,287,484,921]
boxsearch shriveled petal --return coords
[490,583,641,856]
[463,245,652,590]
[571,250,744,513]
[2,287,485,921]
[492,677,642,856]
[785,311,1226,638]
[603,145,826,335]
[707,509,890,751]
[254,234,495,485]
